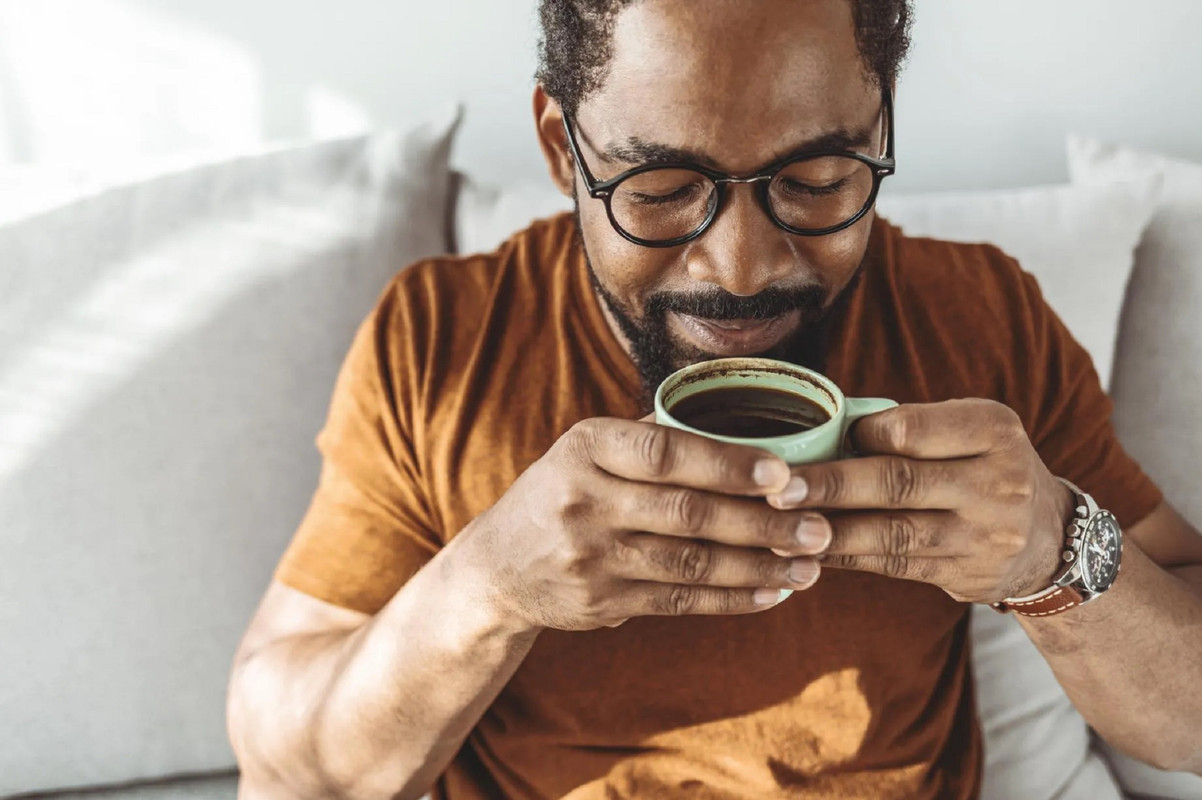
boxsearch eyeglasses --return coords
[562,88,896,248]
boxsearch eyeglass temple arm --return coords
[882,86,896,164]
[561,113,605,190]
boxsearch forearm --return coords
[229,535,541,800]
[1018,542,1202,774]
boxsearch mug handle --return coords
[841,397,899,458]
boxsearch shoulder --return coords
[377,212,577,349]
[360,212,579,409]
[845,217,1060,412]
[867,216,1048,359]
[874,217,1039,318]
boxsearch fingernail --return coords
[795,514,831,552]
[754,458,790,489]
[754,587,793,606]
[774,476,808,506]
[788,559,820,587]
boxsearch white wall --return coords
[897,0,1202,191]
[2,0,1201,192]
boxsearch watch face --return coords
[1082,512,1122,592]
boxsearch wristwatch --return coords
[991,478,1123,617]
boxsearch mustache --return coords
[646,285,827,321]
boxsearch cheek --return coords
[793,211,875,289]
[578,191,676,306]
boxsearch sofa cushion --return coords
[21,773,238,800]
[451,174,1162,800]
[0,108,459,796]
[1068,135,1202,800]
[1068,136,1202,532]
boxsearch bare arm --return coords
[228,419,823,799]
[774,400,1202,776]
[228,536,540,800]
[1016,503,1202,774]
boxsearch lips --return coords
[671,309,802,356]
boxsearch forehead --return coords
[578,0,880,173]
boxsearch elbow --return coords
[1149,718,1202,775]
[225,667,257,774]
[225,652,430,800]
[317,750,435,800]
[226,658,280,781]
[225,660,344,799]
[1112,737,1202,777]
[1148,745,1202,777]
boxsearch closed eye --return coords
[778,176,852,198]
[624,184,704,206]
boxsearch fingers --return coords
[807,510,957,586]
[849,399,1026,459]
[614,482,831,555]
[625,582,798,617]
[768,455,991,511]
[613,533,822,590]
[820,553,950,586]
[567,417,792,496]
[822,510,966,558]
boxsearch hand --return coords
[765,399,1073,604]
[457,417,831,632]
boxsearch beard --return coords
[574,206,866,407]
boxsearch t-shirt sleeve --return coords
[1014,271,1163,529]
[274,283,440,615]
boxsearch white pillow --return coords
[452,175,1161,800]
[0,107,460,796]
[453,172,573,256]
[1069,136,1202,800]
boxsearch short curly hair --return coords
[536,0,914,118]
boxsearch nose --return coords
[684,182,801,297]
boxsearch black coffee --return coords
[670,386,831,438]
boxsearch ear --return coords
[533,85,576,198]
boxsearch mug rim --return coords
[654,357,845,446]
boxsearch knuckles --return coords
[671,539,714,584]
[882,513,921,557]
[880,555,910,580]
[881,457,922,507]
[664,489,711,535]
[994,522,1029,558]
[561,418,602,463]
[660,584,698,615]
[631,425,674,478]
[548,479,596,524]
[881,411,913,453]
[981,400,1027,447]
[991,465,1037,506]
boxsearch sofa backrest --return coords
[0,110,459,796]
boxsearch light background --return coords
[1,0,1199,190]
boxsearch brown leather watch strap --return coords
[992,584,1085,617]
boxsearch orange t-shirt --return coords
[275,212,1162,800]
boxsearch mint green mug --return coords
[654,358,897,465]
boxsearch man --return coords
[226,1,1202,798]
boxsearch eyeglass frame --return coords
[561,87,896,248]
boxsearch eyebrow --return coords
[598,127,877,171]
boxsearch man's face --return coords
[539,0,886,395]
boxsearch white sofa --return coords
[2,114,1200,799]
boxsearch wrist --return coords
[1008,478,1077,598]
[441,525,545,641]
